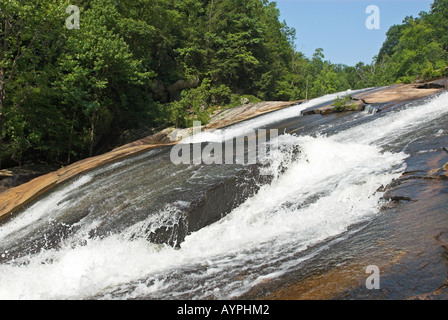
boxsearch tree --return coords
[377,24,405,63]
[0,0,68,168]
[56,0,152,157]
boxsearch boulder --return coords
[167,76,200,101]
[241,97,250,105]
[349,99,366,111]
[314,99,365,115]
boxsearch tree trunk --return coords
[305,75,309,100]
[89,110,95,158]
[67,111,75,165]
[0,102,3,170]
[209,0,214,30]
[0,73,4,170]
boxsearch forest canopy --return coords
[1,0,447,169]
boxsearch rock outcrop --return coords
[356,83,443,106]
[314,99,366,115]
[301,81,445,116]
[206,100,304,129]
[167,77,200,102]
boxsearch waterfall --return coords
[0,90,447,300]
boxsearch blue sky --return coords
[274,0,434,66]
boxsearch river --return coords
[0,88,447,300]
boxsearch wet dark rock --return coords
[382,136,448,203]
[147,164,273,248]
[389,196,414,202]
[301,109,316,116]
[383,179,420,203]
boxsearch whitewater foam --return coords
[0,90,447,300]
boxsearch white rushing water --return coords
[0,91,447,300]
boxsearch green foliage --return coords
[1,0,306,167]
[168,101,188,128]
[167,79,232,127]
[223,94,262,109]
[375,2,448,83]
[332,94,357,112]
[1,0,447,168]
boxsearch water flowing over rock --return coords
[1,78,447,300]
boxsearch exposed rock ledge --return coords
[302,82,444,115]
